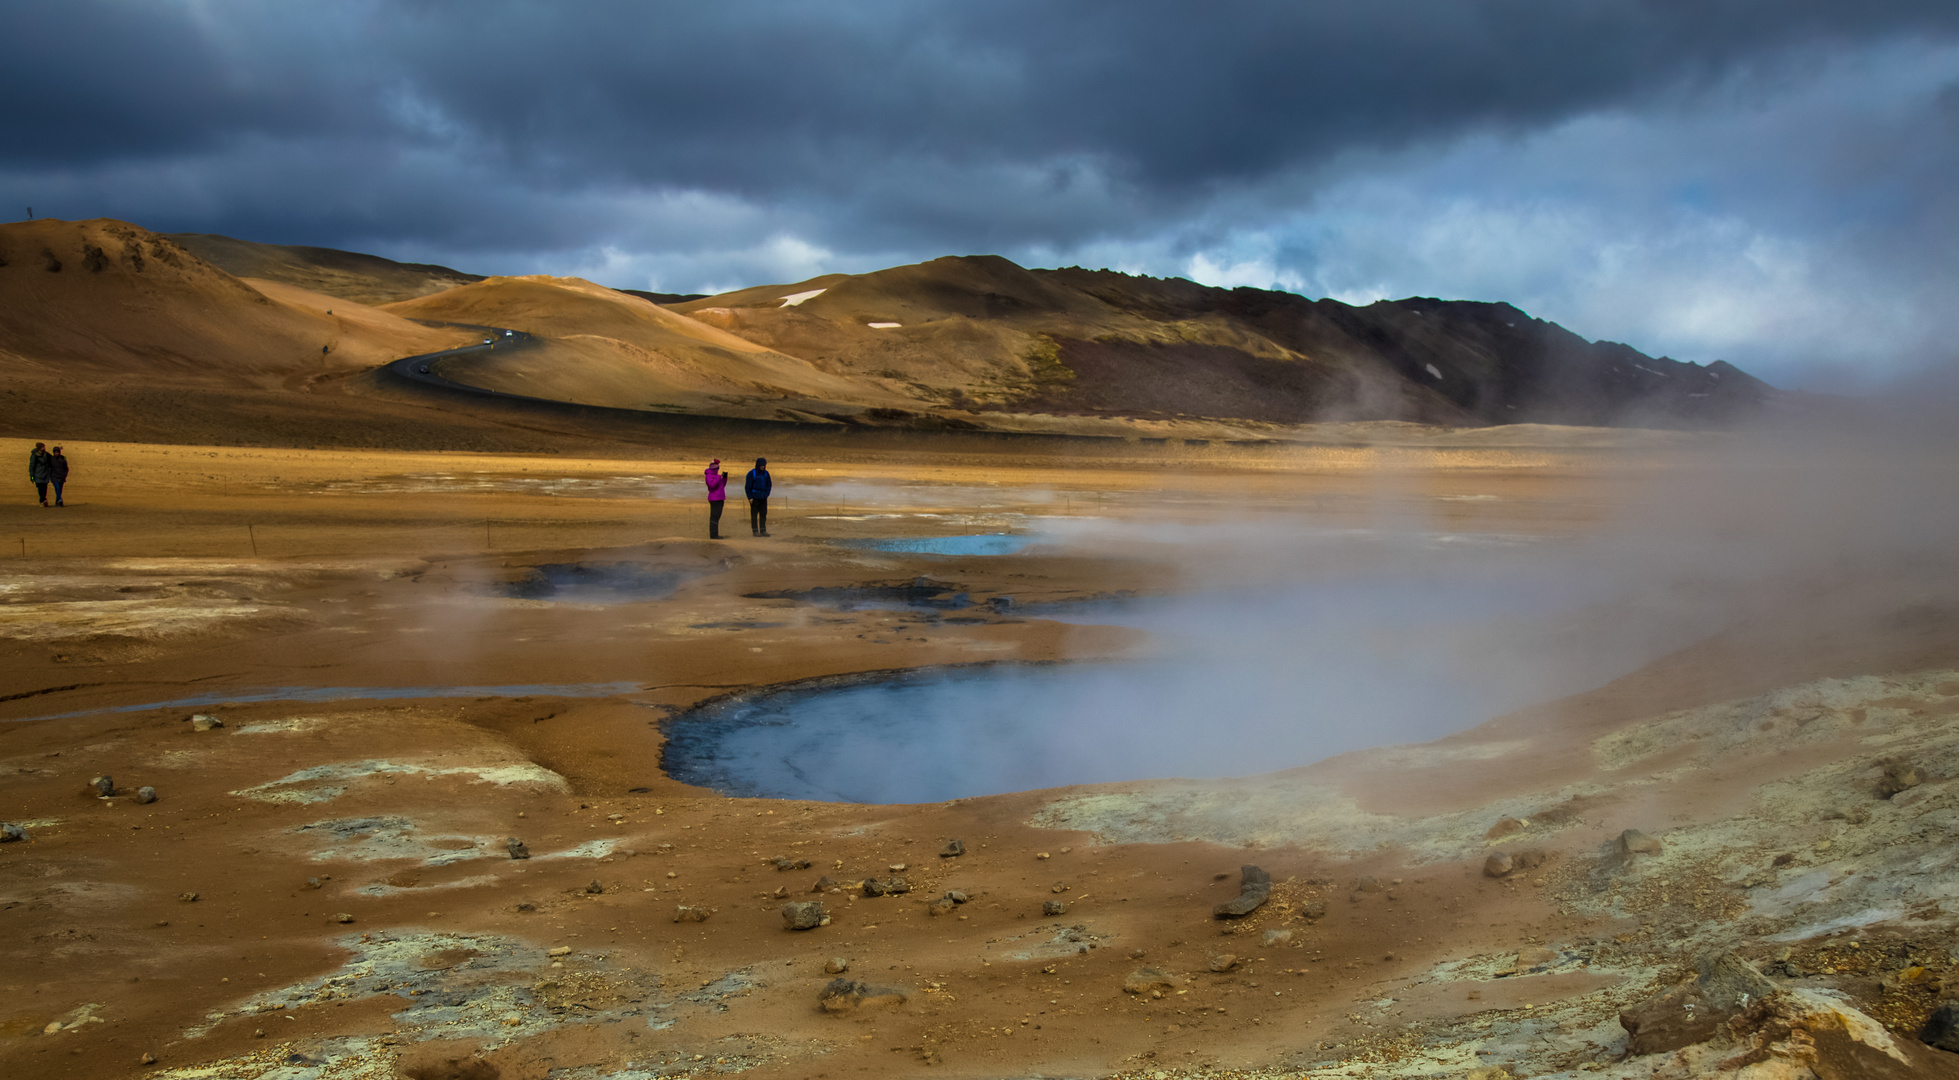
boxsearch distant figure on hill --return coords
[48,446,68,507]
[27,442,52,506]
[745,457,772,537]
[703,459,728,539]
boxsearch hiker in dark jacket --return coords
[27,442,51,506]
[48,446,69,507]
[745,457,772,537]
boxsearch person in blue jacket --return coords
[745,457,772,537]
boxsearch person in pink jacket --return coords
[703,459,728,539]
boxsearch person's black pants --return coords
[33,481,47,504]
[50,481,63,506]
[749,497,768,535]
[708,499,724,538]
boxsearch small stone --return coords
[1123,967,1177,995]
[135,786,158,804]
[190,714,223,731]
[939,839,965,858]
[506,837,531,860]
[927,896,956,916]
[1465,1068,1513,1080]
[818,977,908,1014]
[1043,900,1066,916]
[548,946,572,956]
[946,890,969,903]
[1484,851,1516,878]
[862,876,910,897]
[141,1052,157,1065]
[1051,882,1068,893]
[43,1021,62,1034]
[1263,929,1293,947]
[1515,946,1557,969]
[89,775,114,797]
[1617,829,1663,857]
[515,902,536,912]
[253,1028,265,1039]
[0,823,25,842]
[1486,816,1528,840]
[585,879,603,894]
[824,957,850,974]
[1921,1002,1959,1053]
[771,855,813,871]
[888,863,907,872]
[1355,876,1384,893]
[1300,901,1327,921]
[1878,760,1925,798]
[1036,852,1050,860]
[782,901,830,930]
[811,875,837,893]
[335,913,354,924]
[1214,865,1272,917]
[673,905,712,923]
[1842,805,1871,825]
[1209,953,1238,972]
[178,892,199,902]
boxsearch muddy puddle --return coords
[743,579,980,612]
[6,682,645,723]
[496,561,692,602]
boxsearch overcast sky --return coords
[6,1,1958,388]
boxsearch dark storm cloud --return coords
[5,1,1959,380]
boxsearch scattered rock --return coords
[189,714,223,731]
[303,877,321,890]
[946,890,969,903]
[1209,953,1239,972]
[1124,967,1177,995]
[818,977,908,1014]
[771,855,813,871]
[515,903,536,913]
[178,892,198,902]
[1263,929,1293,947]
[0,823,25,842]
[1354,876,1384,893]
[782,901,830,930]
[939,839,965,858]
[1484,851,1515,878]
[673,905,712,923]
[1043,900,1066,916]
[1051,881,1068,893]
[1465,1068,1513,1080]
[89,775,114,797]
[1879,760,1926,798]
[140,1052,157,1065]
[927,896,956,916]
[811,875,837,893]
[335,913,354,924]
[135,786,158,804]
[888,862,908,872]
[1213,864,1272,917]
[548,946,572,957]
[824,957,850,974]
[1921,1002,1959,1053]
[1300,901,1326,921]
[1486,816,1528,840]
[862,876,911,897]
[1619,949,1775,1055]
[584,880,603,894]
[1036,852,1050,860]
[505,837,531,860]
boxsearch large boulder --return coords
[782,901,829,930]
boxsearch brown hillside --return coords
[0,219,472,387]
[383,276,916,421]
[167,232,484,305]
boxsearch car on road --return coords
[417,364,430,374]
